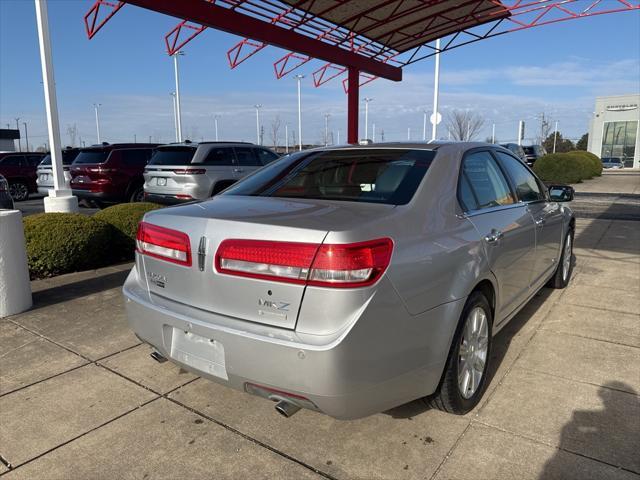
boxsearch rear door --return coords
[494,150,563,287]
[196,146,236,194]
[0,155,26,181]
[233,146,262,179]
[460,150,537,322]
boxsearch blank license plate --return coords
[40,174,49,181]
[170,328,228,380]
[156,177,167,186]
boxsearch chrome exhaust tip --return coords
[275,400,301,418]
[150,351,167,363]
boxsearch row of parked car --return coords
[0,141,280,206]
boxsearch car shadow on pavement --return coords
[538,381,639,479]
[30,269,130,311]
[384,287,555,419]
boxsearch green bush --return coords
[533,152,592,184]
[24,213,111,277]
[568,150,602,178]
[94,202,162,260]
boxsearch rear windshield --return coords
[73,150,109,164]
[523,146,534,155]
[148,147,196,166]
[40,151,79,166]
[224,148,436,205]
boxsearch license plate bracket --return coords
[170,328,228,380]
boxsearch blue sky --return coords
[1,0,639,148]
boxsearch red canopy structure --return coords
[84,0,639,143]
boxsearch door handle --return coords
[535,218,545,227]
[485,229,504,244]
[233,168,244,173]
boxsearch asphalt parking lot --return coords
[15,195,99,217]
[1,175,639,480]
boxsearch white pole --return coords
[431,38,441,141]
[364,97,372,140]
[214,115,219,141]
[324,113,329,146]
[254,104,261,144]
[285,124,289,153]
[93,104,101,143]
[372,123,376,142]
[337,129,340,144]
[491,123,496,143]
[170,93,178,142]
[15,118,21,151]
[34,0,77,212]
[407,127,411,140]
[423,111,427,141]
[553,120,558,153]
[295,75,304,151]
[173,52,183,142]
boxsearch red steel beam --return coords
[347,67,359,144]
[122,0,402,81]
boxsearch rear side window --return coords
[26,155,44,166]
[121,149,152,166]
[224,148,436,205]
[460,151,515,210]
[494,151,544,202]
[40,151,78,166]
[73,150,109,164]
[199,147,235,166]
[0,156,24,166]
[235,147,261,166]
[255,148,279,165]
[148,148,195,166]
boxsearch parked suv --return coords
[0,152,47,201]
[522,145,547,167]
[499,143,527,164]
[0,174,14,209]
[70,143,159,206]
[143,142,279,205]
[601,157,624,169]
[36,147,81,194]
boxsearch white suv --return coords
[143,142,279,205]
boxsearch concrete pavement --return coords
[1,218,639,479]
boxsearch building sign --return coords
[606,104,638,112]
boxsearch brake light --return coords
[172,168,206,175]
[136,222,192,266]
[215,238,393,288]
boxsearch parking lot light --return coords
[294,75,304,151]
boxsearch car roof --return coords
[80,143,160,151]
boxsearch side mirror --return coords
[548,185,574,202]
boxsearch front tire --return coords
[427,291,492,414]
[129,186,144,203]
[549,228,574,289]
[9,182,29,202]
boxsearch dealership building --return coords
[588,94,640,168]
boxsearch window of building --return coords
[601,121,638,167]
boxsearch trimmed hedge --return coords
[94,202,162,260]
[533,151,601,184]
[24,213,111,277]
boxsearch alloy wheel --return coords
[458,306,489,399]
[9,183,28,201]
[562,233,572,282]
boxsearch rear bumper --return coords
[71,189,122,202]
[123,265,463,419]
[143,192,193,205]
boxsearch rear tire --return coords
[548,229,574,289]
[9,182,29,202]
[427,291,492,414]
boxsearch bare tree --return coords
[537,112,552,145]
[269,115,282,148]
[66,123,78,147]
[445,110,485,141]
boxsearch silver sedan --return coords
[124,142,575,419]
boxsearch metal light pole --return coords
[34,0,77,212]
[407,127,411,140]
[285,124,289,153]
[491,123,496,143]
[214,115,219,141]
[93,103,101,143]
[431,38,441,141]
[15,118,21,151]
[22,122,29,151]
[553,121,559,153]
[173,51,184,142]
[363,97,372,140]
[170,92,178,142]
[254,104,262,145]
[423,111,428,141]
[324,113,330,146]
[337,130,340,144]
[372,123,376,142]
[294,74,304,151]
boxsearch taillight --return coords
[215,238,393,288]
[172,168,206,175]
[136,222,192,266]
